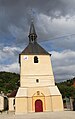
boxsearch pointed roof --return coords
[21,42,50,55]
[28,21,37,43]
[29,21,36,35]
[20,22,50,55]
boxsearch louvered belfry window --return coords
[34,56,38,63]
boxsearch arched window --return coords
[34,56,38,63]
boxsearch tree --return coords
[0,71,20,94]
[57,79,75,98]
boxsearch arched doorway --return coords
[35,99,43,112]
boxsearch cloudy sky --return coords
[0,0,75,82]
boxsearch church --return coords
[15,22,63,114]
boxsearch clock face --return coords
[24,56,28,60]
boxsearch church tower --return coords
[15,22,63,114]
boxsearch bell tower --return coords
[15,22,63,114]
[28,21,37,43]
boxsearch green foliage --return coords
[0,71,75,98]
[57,77,75,98]
[0,71,20,94]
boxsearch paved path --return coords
[0,111,75,119]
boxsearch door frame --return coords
[32,91,46,112]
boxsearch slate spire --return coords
[28,21,37,43]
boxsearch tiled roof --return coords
[20,42,50,55]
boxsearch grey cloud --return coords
[0,45,22,73]
[0,0,75,81]
[51,50,75,82]
[0,0,75,19]
[0,63,19,73]
[39,14,75,51]
[0,0,75,45]
[50,35,75,51]
[0,46,21,65]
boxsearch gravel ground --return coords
[0,111,75,119]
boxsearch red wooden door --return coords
[35,99,43,112]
